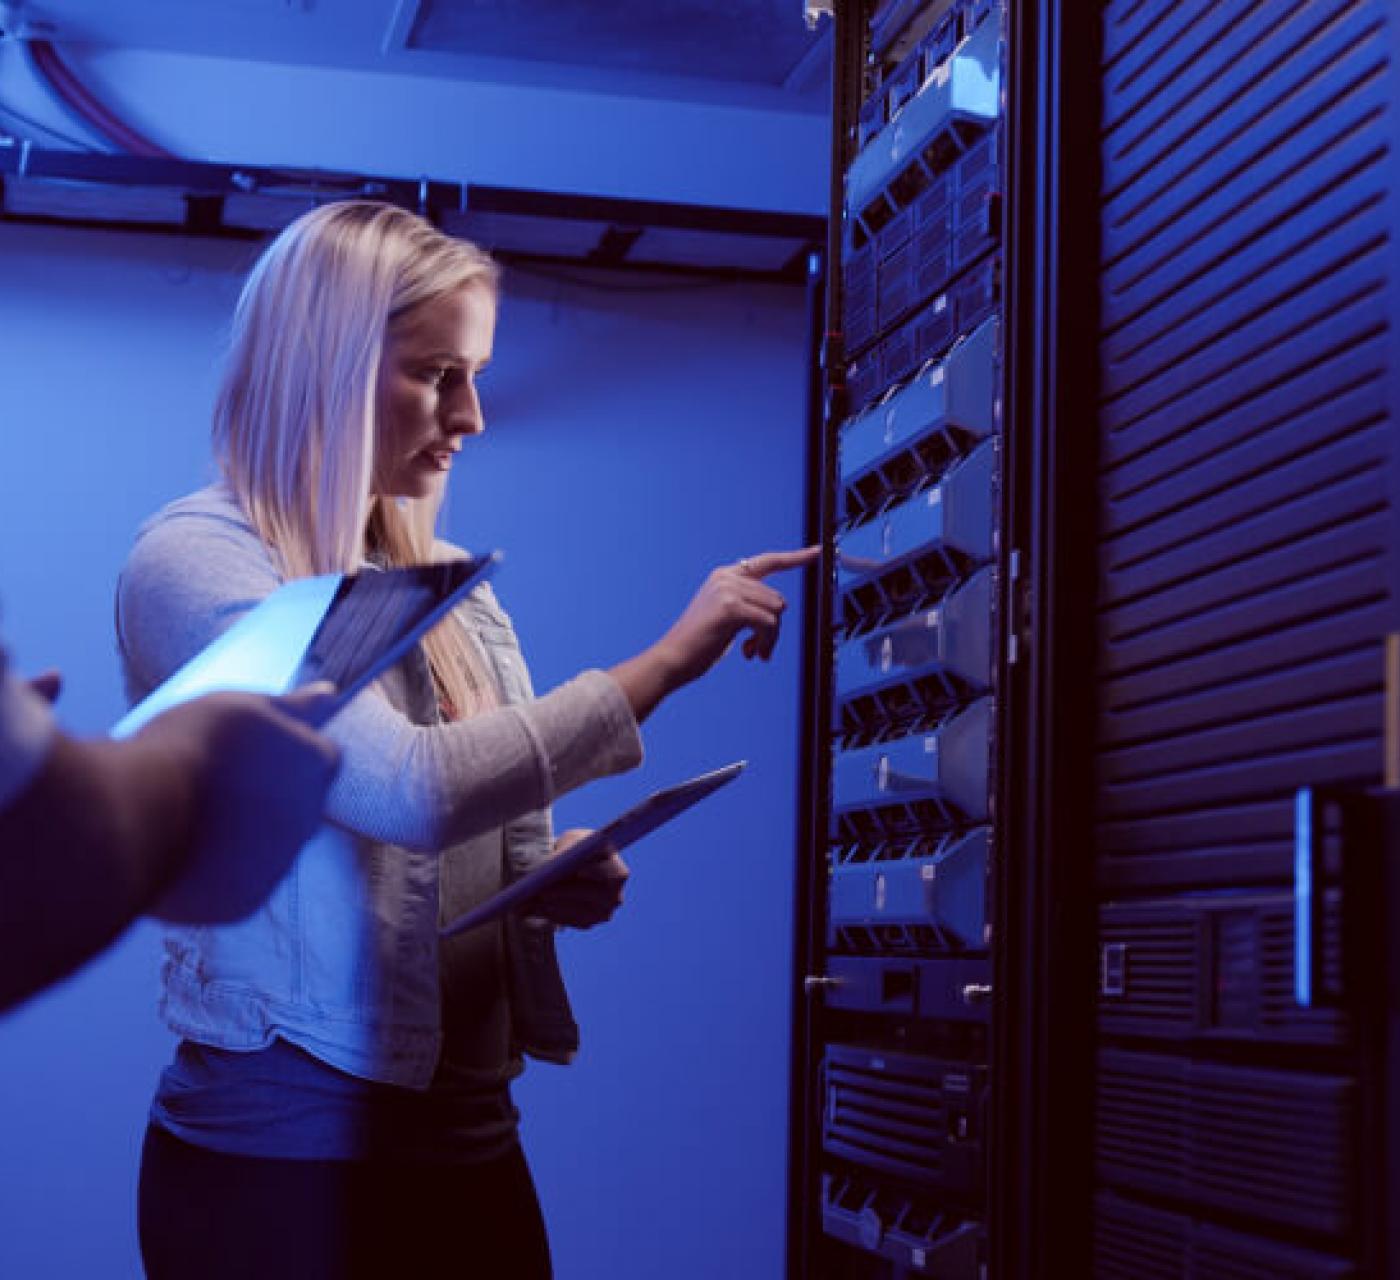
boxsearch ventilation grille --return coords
[1098,914,1197,1030]
[1098,893,1349,1045]
[822,1044,985,1193]
[1094,1191,1357,1279]
[1096,1050,1355,1236]
[1094,0,1392,888]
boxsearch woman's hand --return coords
[609,546,819,721]
[530,828,629,929]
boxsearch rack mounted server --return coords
[799,2,1005,1275]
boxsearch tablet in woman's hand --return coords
[439,760,747,937]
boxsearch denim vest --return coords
[156,583,579,1090]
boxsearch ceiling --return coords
[1,0,831,110]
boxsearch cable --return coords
[0,96,100,150]
[15,39,107,149]
[26,39,175,158]
[26,38,166,156]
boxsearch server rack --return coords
[792,3,1008,1274]
[793,1,1400,1277]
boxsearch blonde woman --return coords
[117,200,813,1279]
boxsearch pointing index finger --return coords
[739,545,821,578]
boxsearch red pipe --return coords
[28,39,176,159]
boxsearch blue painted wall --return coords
[0,221,808,1277]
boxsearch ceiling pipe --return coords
[26,38,175,159]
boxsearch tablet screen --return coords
[440,760,746,937]
[114,556,498,739]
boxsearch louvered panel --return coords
[1101,555,1385,680]
[1104,334,1388,512]
[1191,1238,1356,1280]
[1100,257,1386,460]
[1108,134,1383,347]
[1101,1,1202,93]
[1104,605,1390,718]
[1102,468,1386,608]
[1103,647,1380,748]
[1096,1051,1355,1235]
[1100,694,1378,784]
[1099,894,1349,1044]
[1096,1220,1186,1279]
[1106,420,1388,571]
[1095,1193,1357,1280]
[1258,906,1347,1036]
[1100,736,1378,820]
[1105,177,1388,416]
[1100,798,1287,857]
[1101,0,1386,268]
[1087,0,1384,1199]
[1101,514,1388,645]
[1103,14,1388,306]
[1103,145,1387,371]
[1095,1192,1190,1280]
[1098,913,1196,1034]
[1102,0,1362,191]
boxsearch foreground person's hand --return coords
[144,684,342,924]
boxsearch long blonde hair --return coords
[213,200,500,717]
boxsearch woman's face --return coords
[372,282,497,500]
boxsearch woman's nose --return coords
[444,390,484,436]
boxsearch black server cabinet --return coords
[792,1,1400,1277]
[1081,1,1400,1276]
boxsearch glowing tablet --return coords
[440,760,747,936]
[113,554,500,738]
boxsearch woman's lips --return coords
[421,449,455,471]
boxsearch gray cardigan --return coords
[116,483,643,1087]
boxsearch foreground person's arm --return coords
[0,678,340,1013]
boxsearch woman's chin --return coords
[374,473,444,503]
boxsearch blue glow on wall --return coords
[0,220,808,1279]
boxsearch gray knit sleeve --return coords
[326,669,640,851]
[116,497,643,854]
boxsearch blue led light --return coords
[1294,787,1313,1008]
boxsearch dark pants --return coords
[138,1123,553,1279]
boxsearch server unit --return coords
[792,1,1400,1277]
